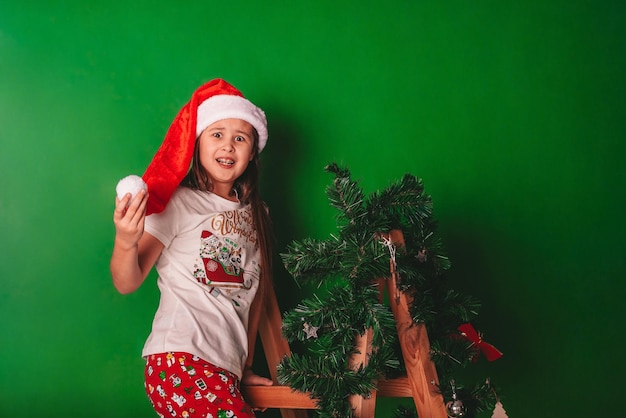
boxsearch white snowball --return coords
[116,175,147,201]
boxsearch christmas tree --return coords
[276,164,503,418]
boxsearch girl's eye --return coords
[235,135,246,142]
[212,132,222,138]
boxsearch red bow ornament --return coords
[458,323,503,362]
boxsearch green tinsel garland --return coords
[277,163,500,417]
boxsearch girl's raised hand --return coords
[113,189,148,249]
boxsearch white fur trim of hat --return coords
[196,94,268,152]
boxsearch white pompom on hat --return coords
[141,78,268,215]
[116,175,147,201]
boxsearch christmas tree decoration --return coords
[303,322,320,339]
[445,381,466,417]
[489,381,508,418]
[278,164,503,417]
[446,397,466,418]
[457,323,503,362]
[491,402,508,418]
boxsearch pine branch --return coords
[341,231,391,285]
[282,284,397,356]
[324,163,368,231]
[430,336,477,372]
[349,285,397,349]
[280,235,346,284]
[437,289,481,324]
[365,174,433,232]
[278,351,387,417]
[281,287,360,354]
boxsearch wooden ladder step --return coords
[243,377,415,409]
[242,386,317,410]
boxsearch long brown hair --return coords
[181,130,274,292]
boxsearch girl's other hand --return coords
[242,368,273,412]
[241,368,273,386]
[113,189,148,249]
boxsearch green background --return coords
[1,1,624,417]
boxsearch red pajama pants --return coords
[144,352,255,418]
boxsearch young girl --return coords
[111,79,273,418]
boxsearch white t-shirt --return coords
[141,187,261,379]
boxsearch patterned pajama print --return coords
[145,352,255,418]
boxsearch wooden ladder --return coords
[242,230,448,418]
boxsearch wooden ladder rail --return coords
[242,230,447,418]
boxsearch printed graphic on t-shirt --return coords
[193,230,250,289]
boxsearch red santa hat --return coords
[142,78,268,215]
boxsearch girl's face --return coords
[197,118,256,200]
